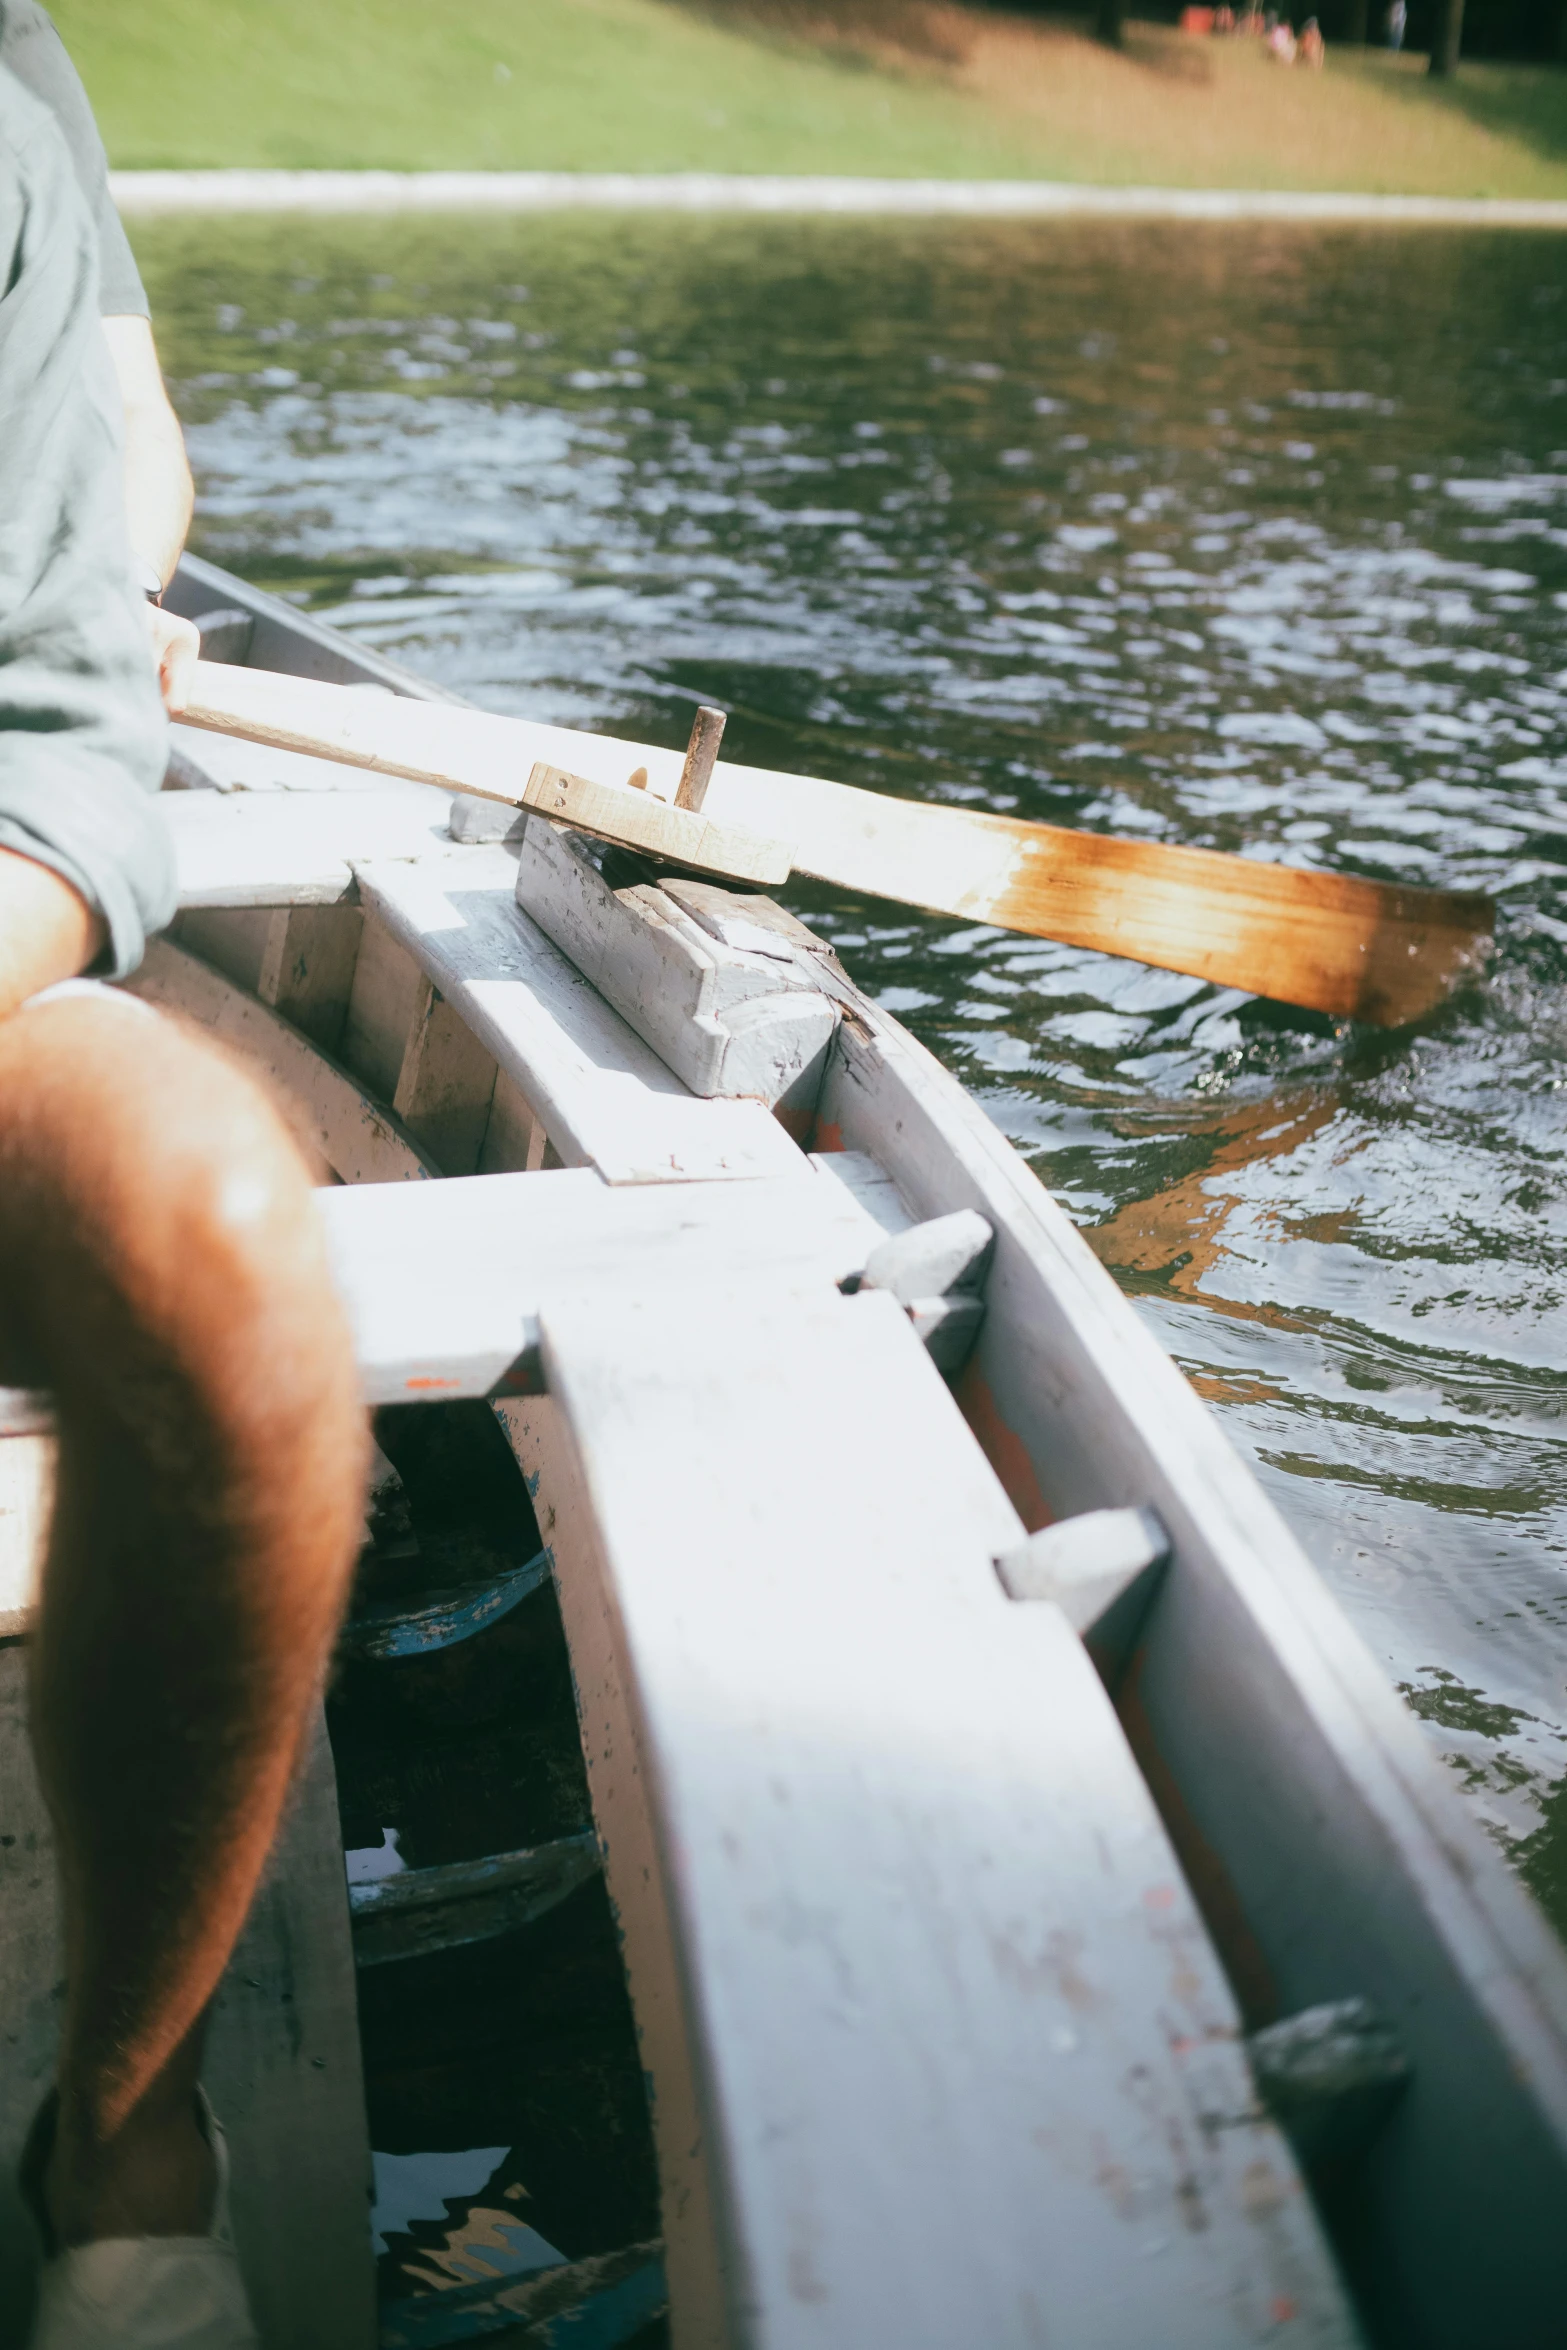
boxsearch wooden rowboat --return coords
[3,551,1566,2349]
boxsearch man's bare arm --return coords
[101,314,199,712]
[101,314,191,584]
[0,849,105,1017]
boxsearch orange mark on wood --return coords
[773,1104,815,1146]
[403,1375,463,1392]
[953,1360,1051,1533]
[1271,2301,1298,2326]
[812,1120,845,1154]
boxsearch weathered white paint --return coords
[503,1281,1351,2348]
[123,938,435,1184]
[858,1207,992,1303]
[352,852,804,1183]
[816,992,1567,2346]
[995,1505,1171,1626]
[514,823,838,1107]
[316,1162,890,1405]
[806,1147,914,1239]
[165,785,455,909]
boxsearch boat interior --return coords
[1,552,1566,2349]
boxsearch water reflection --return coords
[137,213,1567,1921]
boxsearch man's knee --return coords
[0,994,356,1444]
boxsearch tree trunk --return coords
[1341,0,1369,42]
[1096,0,1125,48]
[1428,0,1463,74]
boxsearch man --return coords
[0,17,367,2347]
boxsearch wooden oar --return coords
[180,661,1491,1027]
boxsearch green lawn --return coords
[55,0,1046,177]
[52,0,1567,194]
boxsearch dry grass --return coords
[955,23,1567,194]
[715,0,1567,195]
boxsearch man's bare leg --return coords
[0,993,366,2245]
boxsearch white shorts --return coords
[21,977,157,1017]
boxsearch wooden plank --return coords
[173,905,279,993]
[341,916,431,1106]
[352,852,805,1185]
[123,940,436,1186]
[0,1669,374,2350]
[477,1070,553,1175]
[204,1711,376,2349]
[0,1153,898,1436]
[815,992,1567,2347]
[496,1284,1351,2348]
[514,822,838,1108]
[257,905,365,1056]
[522,765,790,888]
[164,787,456,910]
[171,907,365,1061]
[391,982,499,1176]
[315,1161,891,1406]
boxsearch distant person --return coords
[1267,17,1298,60]
[1299,15,1325,63]
[0,11,367,2350]
[1385,0,1406,46]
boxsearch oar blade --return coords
[987,829,1493,1026]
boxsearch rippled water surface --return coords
[138,213,1567,1923]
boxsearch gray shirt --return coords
[0,63,173,976]
[0,0,146,315]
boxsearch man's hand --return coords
[0,847,105,1017]
[148,603,199,715]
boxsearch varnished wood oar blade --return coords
[702,773,1493,1025]
[991,825,1493,1026]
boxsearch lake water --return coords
[137,211,1567,1931]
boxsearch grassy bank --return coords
[55,0,1567,195]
